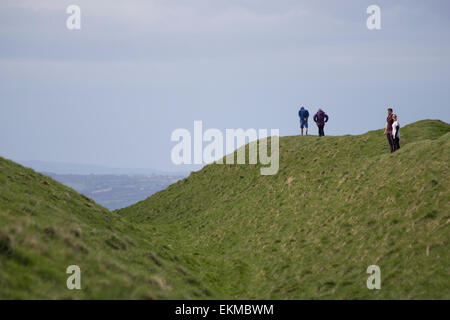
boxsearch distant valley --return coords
[16,160,188,210]
[44,173,185,210]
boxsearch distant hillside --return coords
[1,120,449,299]
[45,173,184,210]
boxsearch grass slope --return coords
[0,120,449,299]
[119,120,450,299]
[0,159,217,299]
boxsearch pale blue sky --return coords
[1,0,449,171]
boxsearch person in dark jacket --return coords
[313,108,329,137]
[298,106,309,135]
[383,108,395,153]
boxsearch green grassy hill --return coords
[0,160,216,299]
[1,120,449,299]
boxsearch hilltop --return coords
[1,120,449,299]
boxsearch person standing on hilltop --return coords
[392,114,401,151]
[298,106,309,135]
[384,108,395,153]
[313,108,329,137]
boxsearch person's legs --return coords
[305,121,308,135]
[318,125,324,137]
[386,133,395,153]
[394,138,400,151]
[300,121,304,135]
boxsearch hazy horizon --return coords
[17,159,191,175]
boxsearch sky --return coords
[1,0,449,172]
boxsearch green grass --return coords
[1,120,449,299]
[0,160,218,299]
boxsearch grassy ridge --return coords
[0,120,449,299]
[119,120,450,299]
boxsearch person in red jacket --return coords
[383,108,395,153]
[313,108,329,137]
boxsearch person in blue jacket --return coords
[298,106,310,135]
